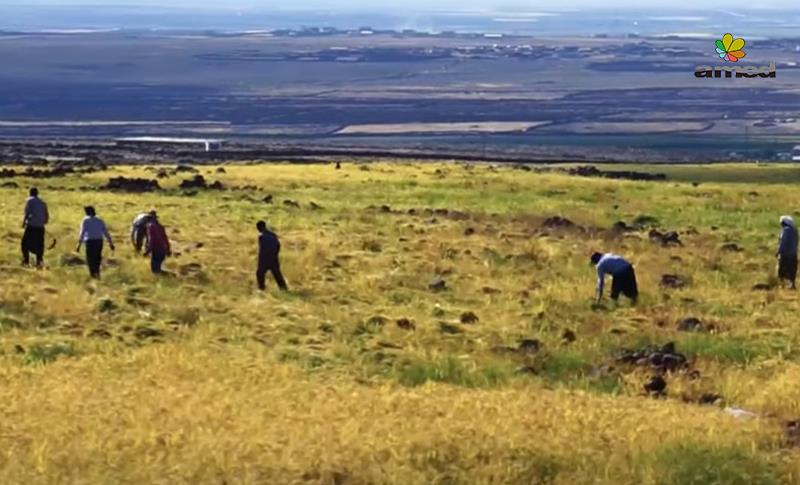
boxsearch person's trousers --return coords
[85,239,103,278]
[151,251,166,274]
[21,226,45,266]
[257,260,288,291]
[611,265,638,302]
[779,254,798,282]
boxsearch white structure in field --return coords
[115,137,224,152]
[793,145,800,162]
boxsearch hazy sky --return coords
[5,0,799,8]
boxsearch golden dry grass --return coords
[1,161,800,483]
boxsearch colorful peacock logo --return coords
[716,33,746,62]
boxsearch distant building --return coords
[793,146,800,162]
[115,137,224,152]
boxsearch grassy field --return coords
[2,162,800,483]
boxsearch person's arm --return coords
[22,199,31,228]
[778,228,789,257]
[596,266,606,303]
[144,225,152,255]
[130,223,137,247]
[43,202,49,225]
[76,219,86,251]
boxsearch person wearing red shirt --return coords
[144,211,171,274]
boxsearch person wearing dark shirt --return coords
[256,220,288,292]
[144,213,171,274]
[21,187,49,268]
[591,252,638,305]
[777,215,798,289]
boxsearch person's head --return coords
[781,215,795,228]
[256,220,267,232]
[590,252,603,265]
[148,209,158,220]
[29,187,38,197]
[84,206,96,217]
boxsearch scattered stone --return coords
[283,199,301,208]
[59,253,85,267]
[677,317,707,332]
[721,242,743,253]
[644,375,667,395]
[428,278,447,292]
[14,344,25,354]
[439,322,461,335]
[786,421,800,447]
[724,407,758,420]
[616,342,688,374]
[464,227,476,236]
[180,175,223,190]
[698,393,723,405]
[156,169,170,179]
[174,164,198,173]
[518,339,541,353]
[565,165,666,181]
[396,318,416,331]
[660,274,688,289]
[482,286,501,295]
[216,167,226,173]
[632,215,659,228]
[88,328,113,339]
[379,205,392,213]
[104,177,160,192]
[309,201,323,210]
[543,216,575,229]
[262,195,273,204]
[515,365,538,375]
[97,298,117,313]
[649,229,682,246]
[612,221,634,232]
[562,329,577,344]
[752,283,772,291]
[459,312,479,324]
[335,161,341,170]
[134,326,164,339]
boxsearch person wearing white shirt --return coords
[75,206,115,279]
[591,252,638,305]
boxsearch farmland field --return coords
[2,161,800,483]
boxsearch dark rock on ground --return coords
[309,201,323,210]
[649,230,682,246]
[518,339,542,353]
[464,227,476,236]
[180,175,224,190]
[616,342,688,374]
[134,326,164,339]
[88,328,113,339]
[482,286,501,295]
[59,254,85,266]
[644,375,667,395]
[262,195,273,204]
[721,242,744,252]
[562,329,577,344]
[752,283,773,291]
[660,274,688,289]
[216,167,226,173]
[612,221,635,232]
[460,312,479,324]
[428,278,447,292]
[543,216,575,229]
[174,164,198,173]
[283,199,300,208]
[396,318,415,331]
[677,317,709,332]
[104,177,160,192]
[439,322,461,335]
[97,298,117,313]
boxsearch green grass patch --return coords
[397,357,513,388]
[650,442,778,485]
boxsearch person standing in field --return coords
[777,215,798,289]
[144,212,171,274]
[130,210,155,254]
[256,220,288,292]
[76,206,114,279]
[21,187,50,268]
[591,252,638,305]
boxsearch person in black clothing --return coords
[256,220,288,291]
[21,187,50,268]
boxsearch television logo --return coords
[695,33,776,78]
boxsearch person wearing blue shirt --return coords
[591,252,638,305]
